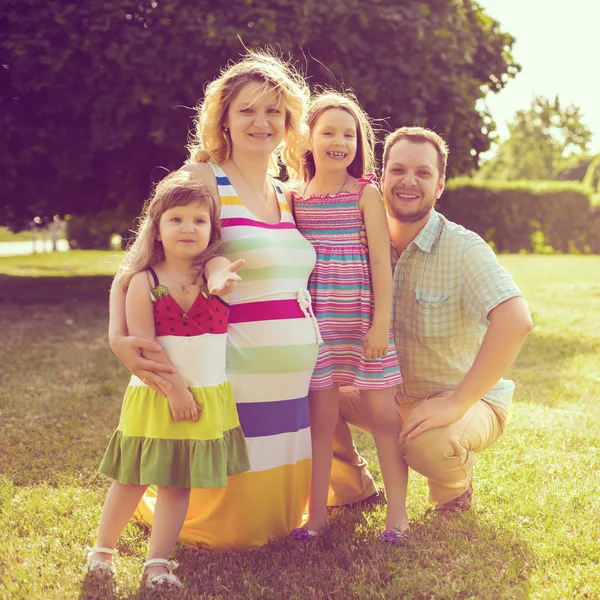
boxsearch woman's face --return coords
[225,80,286,159]
[309,108,358,174]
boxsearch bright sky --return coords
[477,0,600,154]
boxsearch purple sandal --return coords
[291,526,320,541]
[379,526,409,545]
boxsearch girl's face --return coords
[309,108,358,174]
[157,201,212,261]
[225,80,286,158]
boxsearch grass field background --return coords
[0,251,598,599]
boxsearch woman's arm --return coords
[126,273,199,422]
[360,185,394,360]
[109,275,175,395]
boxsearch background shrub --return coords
[438,179,593,253]
[66,211,134,250]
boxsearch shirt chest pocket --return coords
[414,289,451,338]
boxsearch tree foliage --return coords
[1,0,519,226]
[478,95,592,181]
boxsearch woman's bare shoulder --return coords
[180,162,219,197]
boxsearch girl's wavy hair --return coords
[187,49,310,178]
[119,171,221,289]
[298,91,376,182]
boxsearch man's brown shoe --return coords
[329,487,387,512]
[435,482,473,513]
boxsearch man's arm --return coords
[400,296,532,438]
[400,239,532,439]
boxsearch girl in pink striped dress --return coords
[292,92,408,543]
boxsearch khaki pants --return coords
[328,389,506,506]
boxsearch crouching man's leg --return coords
[398,399,506,508]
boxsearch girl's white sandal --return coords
[143,558,183,591]
[85,546,117,578]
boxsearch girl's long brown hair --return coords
[119,171,221,288]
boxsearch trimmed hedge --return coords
[438,179,597,253]
[582,153,600,191]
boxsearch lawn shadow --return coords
[510,329,600,407]
[160,507,533,599]
[0,274,114,305]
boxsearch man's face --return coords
[382,139,444,223]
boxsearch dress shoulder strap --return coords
[147,266,159,287]
[357,173,379,192]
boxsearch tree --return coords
[1,0,519,227]
[478,95,592,181]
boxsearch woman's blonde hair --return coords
[187,49,310,178]
[120,171,221,288]
[299,91,376,182]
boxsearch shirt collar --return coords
[412,210,442,254]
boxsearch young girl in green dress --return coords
[86,171,249,591]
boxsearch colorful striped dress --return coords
[294,175,402,390]
[100,269,250,488]
[136,163,319,548]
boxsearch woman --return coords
[109,51,320,549]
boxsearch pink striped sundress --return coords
[294,175,402,390]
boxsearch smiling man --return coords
[329,127,533,514]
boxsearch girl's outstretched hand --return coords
[207,259,245,296]
[168,390,201,422]
[364,322,389,360]
[111,335,175,397]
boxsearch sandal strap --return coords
[86,546,117,557]
[144,558,178,571]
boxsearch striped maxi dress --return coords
[136,163,319,548]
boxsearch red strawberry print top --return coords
[147,267,229,337]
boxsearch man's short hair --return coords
[383,127,449,179]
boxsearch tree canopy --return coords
[1,0,519,227]
[478,95,592,181]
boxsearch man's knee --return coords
[400,427,461,479]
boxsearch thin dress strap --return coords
[357,173,379,191]
[147,266,159,287]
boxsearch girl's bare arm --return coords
[126,273,199,421]
[108,275,175,395]
[360,185,394,360]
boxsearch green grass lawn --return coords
[0,252,598,599]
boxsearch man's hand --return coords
[111,335,175,396]
[399,391,467,439]
[207,259,245,296]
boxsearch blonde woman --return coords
[108,51,320,549]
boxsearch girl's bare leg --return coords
[92,482,148,565]
[305,387,340,532]
[361,388,409,531]
[145,486,191,578]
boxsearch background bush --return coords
[66,211,134,250]
[438,179,595,253]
